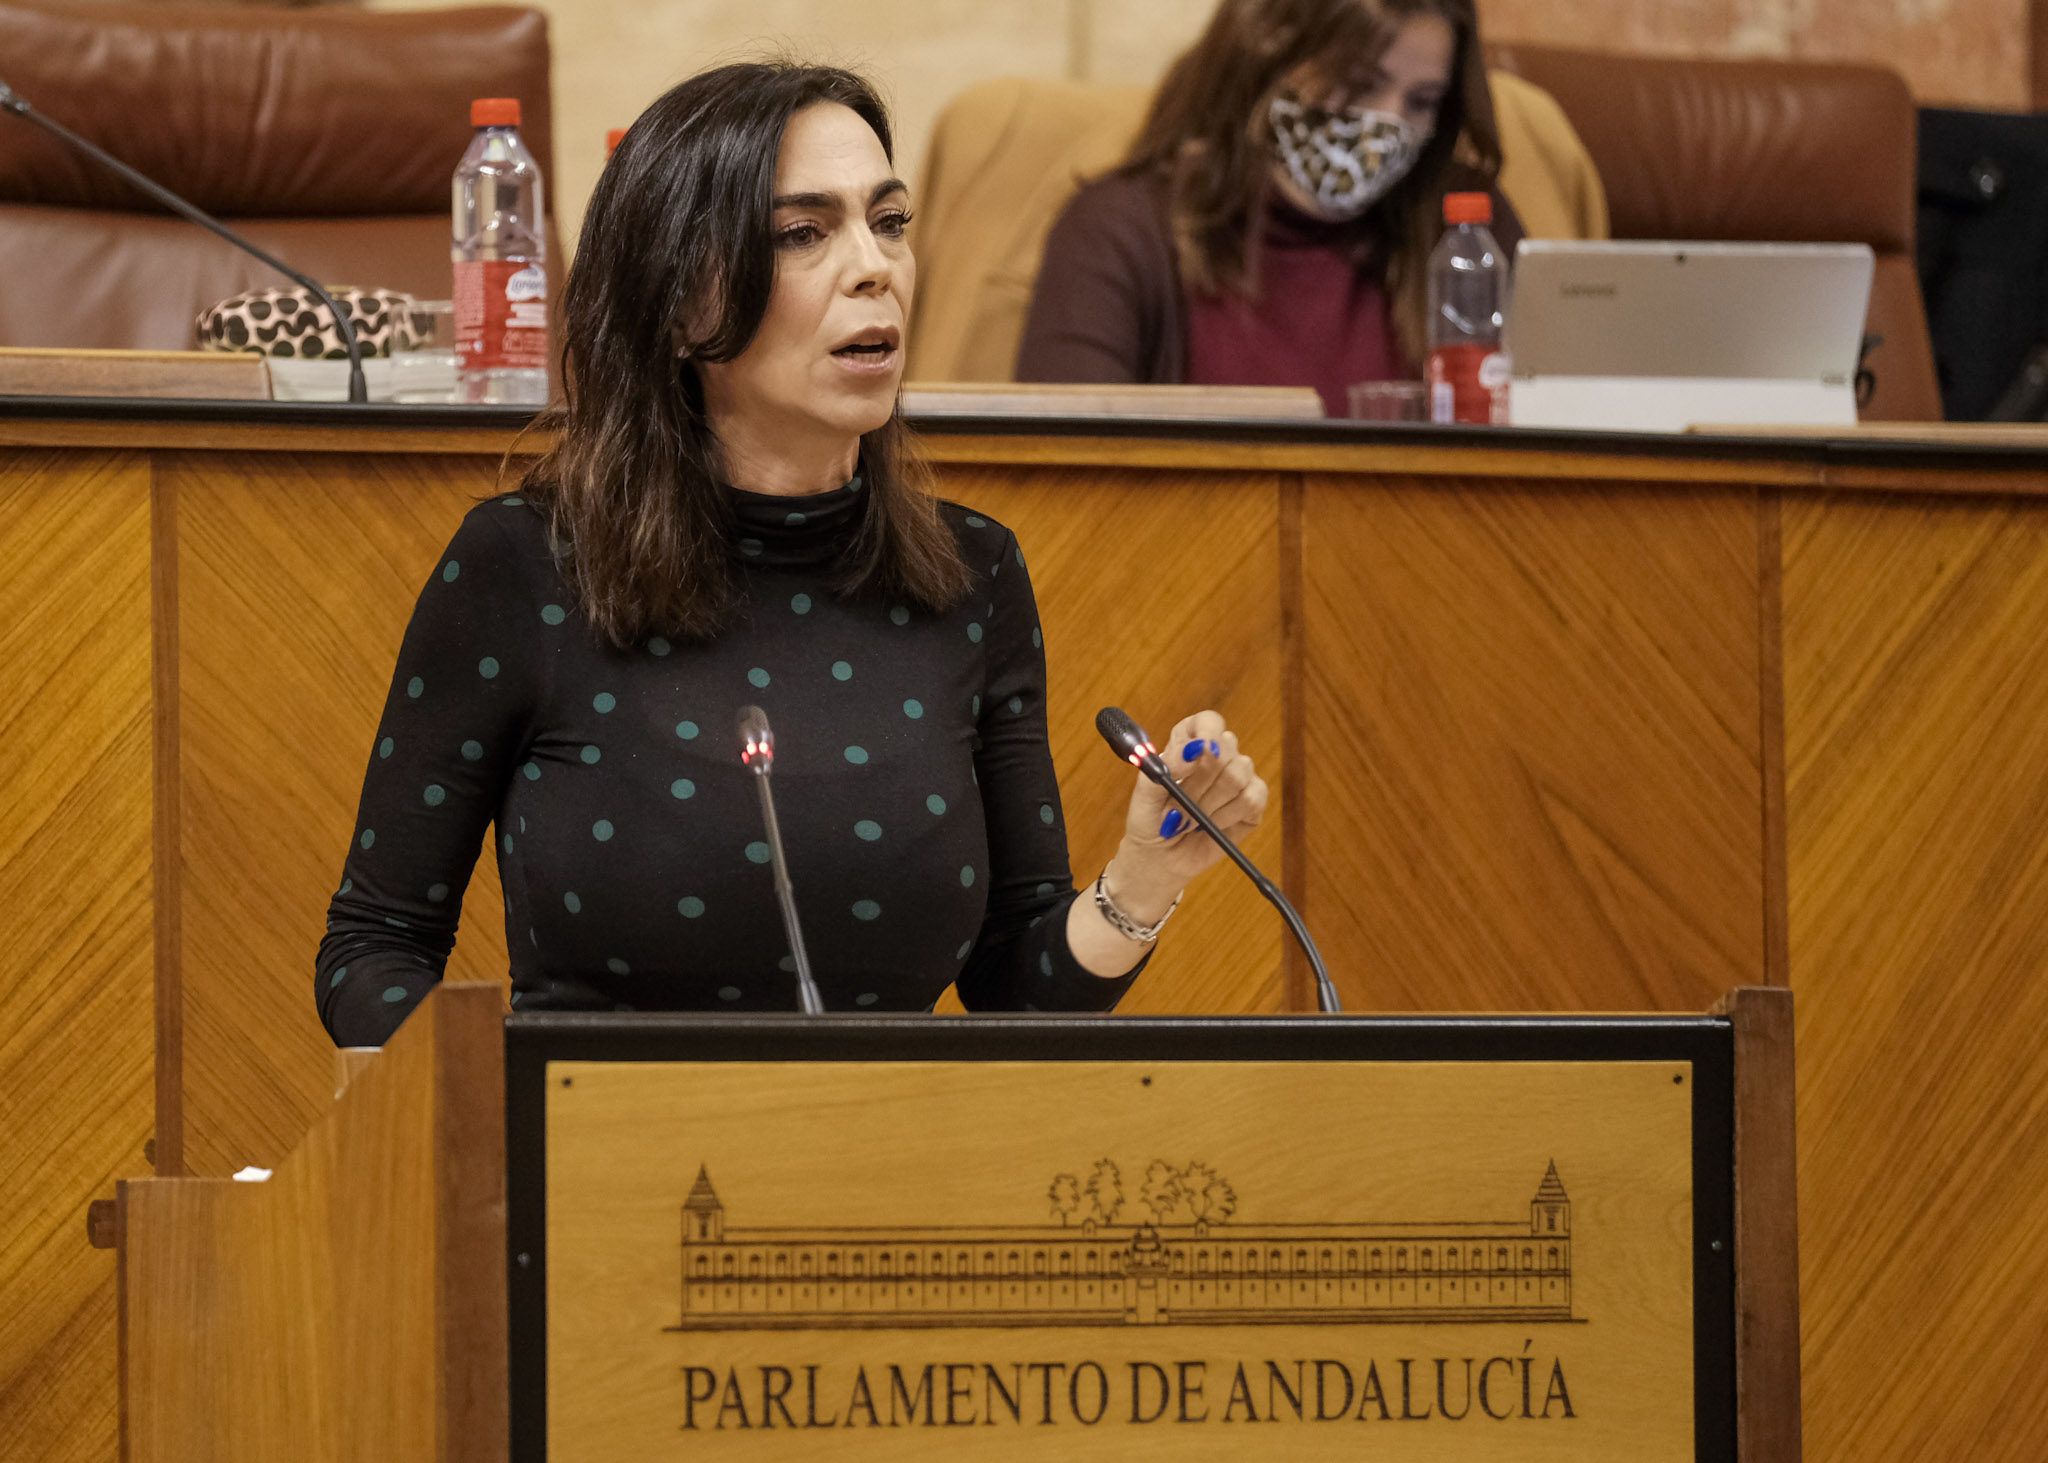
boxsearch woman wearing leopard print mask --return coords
[1016,0,1518,417]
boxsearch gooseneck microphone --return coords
[0,78,370,404]
[738,706,824,1015]
[1096,706,1341,1013]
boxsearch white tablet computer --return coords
[1506,240,1876,432]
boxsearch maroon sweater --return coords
[1016,171,1522,414]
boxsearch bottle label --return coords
[1426,344,1510,425]
[454,260,548,372]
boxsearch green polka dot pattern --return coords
[314,495,1140,1043]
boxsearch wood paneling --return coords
[12,413,2048,1461]
[932,464,1288,1013]
[1299,473,1767,1011]
[121,982,506,1463]
[1783,489,2048,1463]
[1714,985,1801,1463]
[0,449,155,1463]
[170,452,512,1175]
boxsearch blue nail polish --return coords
[1181,741,1204,763]
[1159,809,1185,838]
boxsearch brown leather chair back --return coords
[0,2,556,352]
[1488,43,1941,421]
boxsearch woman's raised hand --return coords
[1103,709,1269,921]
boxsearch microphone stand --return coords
[739,707,824,1015]
[1098,707,1342,1013]
[0,79,370,404]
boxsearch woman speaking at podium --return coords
[314,63,1267,1046]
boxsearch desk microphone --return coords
[1096,706,1341,1013]
[0,77,369,404]
[738,706,824,1014]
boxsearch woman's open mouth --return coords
[830,326,901,375]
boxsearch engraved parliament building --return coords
[674,1163,1573,1329]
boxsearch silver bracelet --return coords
[1093,866,1181,943]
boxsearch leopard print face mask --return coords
[1267,88,1426,219]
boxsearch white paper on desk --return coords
[231,1166,272,1182]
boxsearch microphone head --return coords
[738,705,774,767]
[1095,706,1156,767]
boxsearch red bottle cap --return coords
[606,128,627,158]
[471,98,521,128]
[1443,191,1492,226]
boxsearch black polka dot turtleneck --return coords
[315,482,1139,1046]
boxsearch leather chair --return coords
[0,2,556,352]
[1488,44,1941,422]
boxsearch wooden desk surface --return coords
[5,393,2048,490]
[5,401,2047,1463]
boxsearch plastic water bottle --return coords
[1426,192,1509,425]
[452,97,548,405]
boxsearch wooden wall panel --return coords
[170,452,511,1176]
[0,449,154,1463]
[123,984,506,1463]
[1784,491,2048,1463]
[931,464,1288,1013]
[1299,473,1767,1011]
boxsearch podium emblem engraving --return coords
[671,1159,1575,1331]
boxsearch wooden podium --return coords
[110,983,1796,1462]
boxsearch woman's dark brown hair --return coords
[1121,0,1500,360]
[522,62,969,648]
